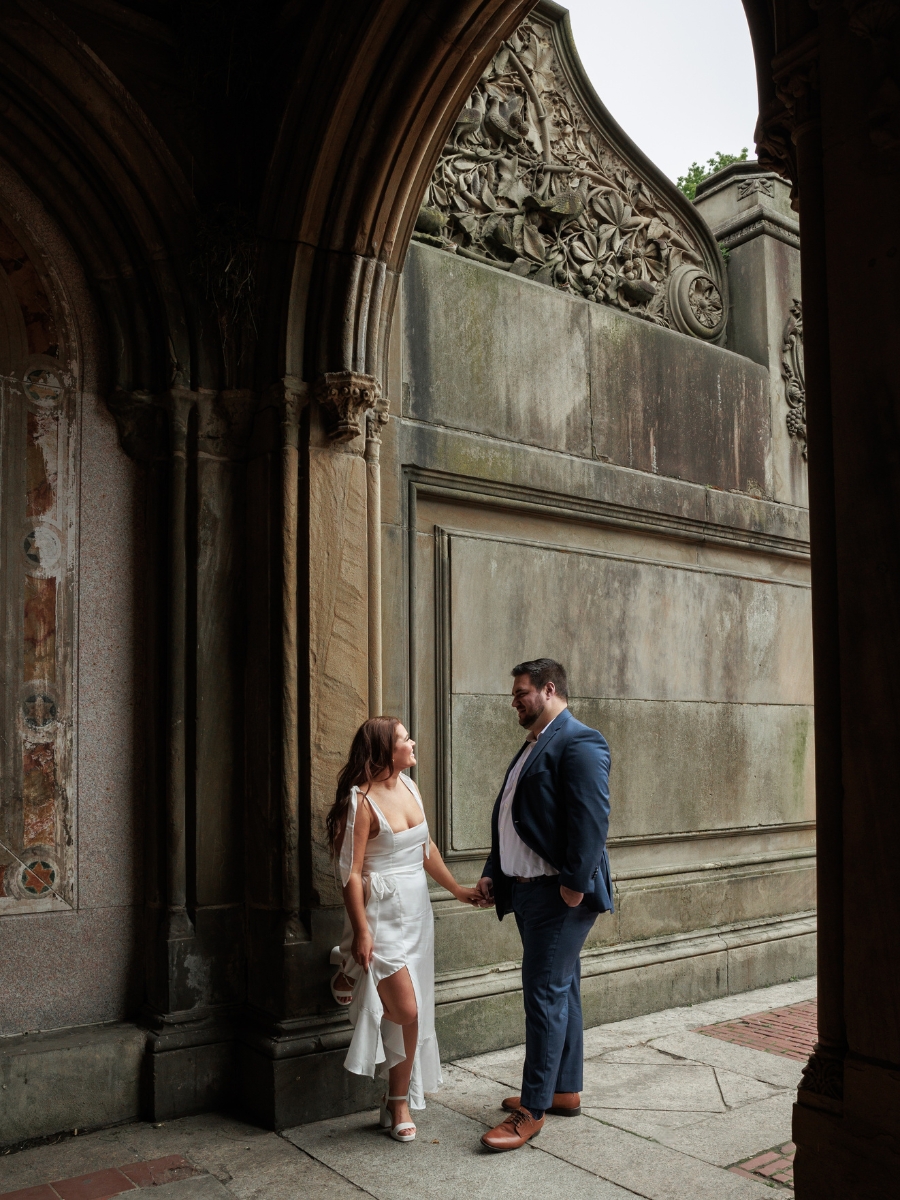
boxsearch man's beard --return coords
[519,700,544,727]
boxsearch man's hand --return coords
[475,877,495,907]
[560,885,584,907]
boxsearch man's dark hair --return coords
[511,658,569,699]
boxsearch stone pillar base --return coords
[793,1097,900,1198]
[236,1039,381,1130]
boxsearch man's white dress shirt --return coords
[498,713,559,879]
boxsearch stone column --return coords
[365,400,389,717]
[107,382,254,1119]
[694,161,805,506]
[757,8,900,1193]
[238,370,385,1129]
[308,373,380,900]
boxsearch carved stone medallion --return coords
[414,4,726,341]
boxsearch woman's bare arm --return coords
[423,841,483,905]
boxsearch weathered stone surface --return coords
[402,243,592,455]
[307,445,370,904]
[0,1022,145,1145]
[589,302,770,493]
[450,695,813,850]
[447,535,811,703]
[694,164,805,508]
[286,1101,636,1199]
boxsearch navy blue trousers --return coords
[513,877,597,1114]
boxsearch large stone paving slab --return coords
[652,1092,797,1167]
[538,1115,774,1200]
[580,1059,725,1112]
[714,1066,783,1108]
[284,1102,636,1200]
[426,1064,515,1125]
[451,1045,524,1088]
[582,1107,713,1139]
[648,1031,804,1088]
[579,978,817,1058]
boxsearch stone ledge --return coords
[432,911,816,1007]
[397,455,809,563]
[711,203,801,250]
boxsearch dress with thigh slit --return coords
[337,773,442,1109]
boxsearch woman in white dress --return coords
[327,717,482,1142]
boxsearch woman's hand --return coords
[352,927,374,972]
[454,884,487,906]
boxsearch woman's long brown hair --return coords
[326,716,401,854]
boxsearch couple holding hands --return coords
[327,658,612,1151]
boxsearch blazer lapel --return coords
[515,708,570,788]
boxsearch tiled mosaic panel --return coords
[0,365,75,910]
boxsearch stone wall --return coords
[377,228,813,1056]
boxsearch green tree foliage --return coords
[677,148,749,201]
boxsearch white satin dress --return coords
[337,773,442,1109]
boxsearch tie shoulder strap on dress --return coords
[338,786,361,887]
[400,773,430,858]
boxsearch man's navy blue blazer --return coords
[482,707,613,920]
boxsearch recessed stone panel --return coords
[448,533,812,704]
[450,693,814,852]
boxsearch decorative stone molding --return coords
[315,371,382,443]
[713,205,800,252]
[782,299,807,459]
[414,4,726,341]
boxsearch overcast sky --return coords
[562,0,760,184]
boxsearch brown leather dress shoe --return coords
[502,1091,581,1117]
[481,1106,545,1151]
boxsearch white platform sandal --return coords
[380,1093,416,1142]
[329,945,354,1006]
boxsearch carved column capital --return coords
[757,33,821,208]
[315,371,382,443]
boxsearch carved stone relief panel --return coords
[414,4,727,342]
[738,176,775,200]
[0,221,76,914]
[782,299,806,459]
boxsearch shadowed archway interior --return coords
[0,4,897,1198]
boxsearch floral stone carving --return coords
[316,371,382,443]
[782,299,806,459]
[414,5,726,342]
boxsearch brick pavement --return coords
[695,998,817,1062]
[729,1141,796,1189]
[0,1156,202,1200]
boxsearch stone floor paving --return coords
[1,976,816,1200]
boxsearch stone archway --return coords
[0,4,896,1194]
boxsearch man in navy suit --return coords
[477,658,612,1152]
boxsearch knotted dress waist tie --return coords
[364,863,423,901]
